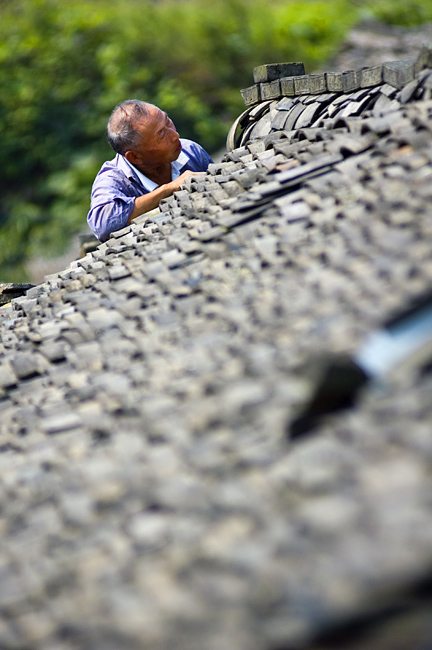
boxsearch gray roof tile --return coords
[1,46,432,650]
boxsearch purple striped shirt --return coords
[87,138,213,241]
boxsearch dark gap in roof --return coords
[299,573,432,650]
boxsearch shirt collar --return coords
[122,147,190,192]
[171,150,189,176]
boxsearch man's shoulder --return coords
[179,139,213,170]
[91,154,145,202]
[95,154,129,178]
[180,138,205,155]
[92,154,135,188]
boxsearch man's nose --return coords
[170,128,180,144]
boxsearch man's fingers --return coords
[179,171,205,182]
[175,171,203,189]
[170,171,206,193]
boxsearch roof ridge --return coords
[240,46,432,108]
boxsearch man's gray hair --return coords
[107,100,151,155]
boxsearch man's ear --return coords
[125,150,139,166]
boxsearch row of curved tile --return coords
[228,52,432,150]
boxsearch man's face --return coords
[128,105,181,170]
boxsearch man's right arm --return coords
[127,170,201,223]
[88,169,201,241]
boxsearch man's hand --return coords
[128,171,205,223]
[166,170,205,193]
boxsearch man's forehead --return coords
[135,107,164,130]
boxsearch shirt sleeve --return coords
[87,169,138,242]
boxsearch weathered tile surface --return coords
[1,46,432,650]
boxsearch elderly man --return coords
[87,100,213,241]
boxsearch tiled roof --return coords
[0,283,34,307]
[1,48,432,650]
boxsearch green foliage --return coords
[0,0,430,280]
[364,0,432,26]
